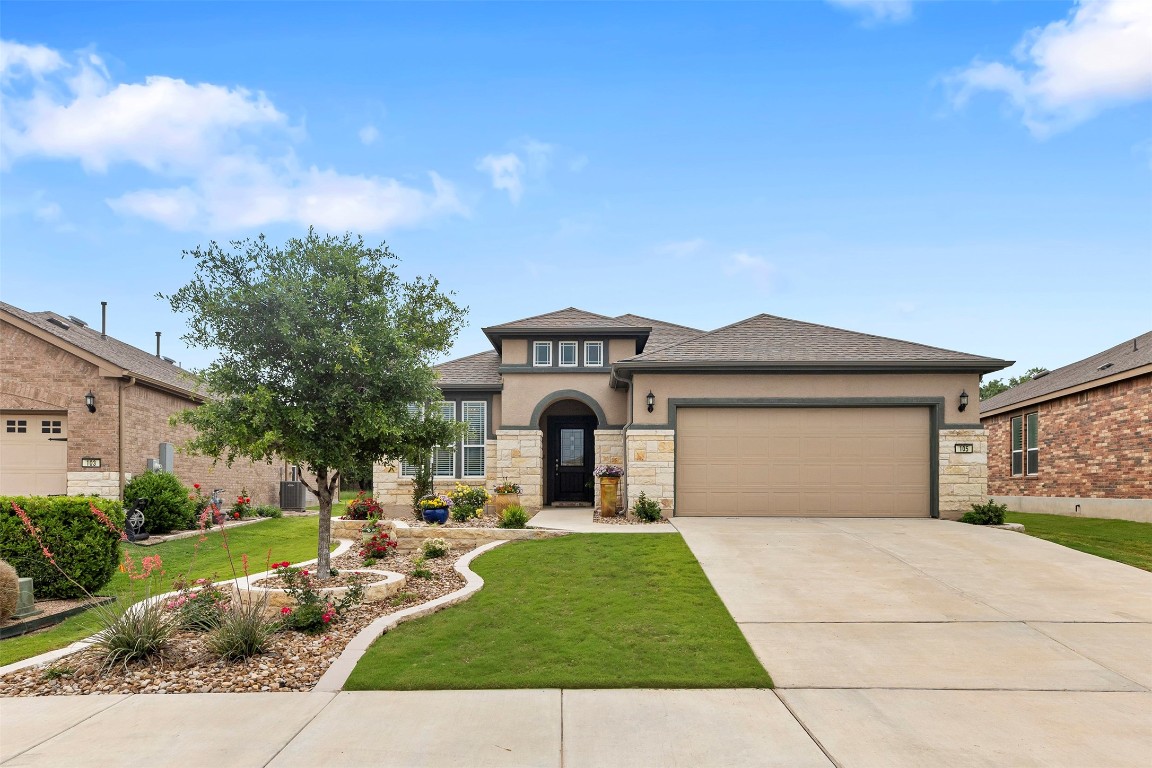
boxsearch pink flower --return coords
[281,606,291,615]
[241,553,249,573]
[301,569,309,577]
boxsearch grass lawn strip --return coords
[1005,512,1152,572]
[344,534,772,690]
[0,516,327,666]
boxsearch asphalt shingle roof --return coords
[614,314,705,351]
[1,301,200,397]
[980,331,1152,413]
[483,307,643,332]
[434,350,502,388]
[619,313,1009,369]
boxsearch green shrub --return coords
[253,504,283,518]
[122,471,194,533]
[209,599,277,659]
[0,559,19,622]
[421,537,451,558]
[960,499,1008,526]
[498,505,530,529]
[0,496,125,599]
[450,503,479,523]
[632,492,664,522]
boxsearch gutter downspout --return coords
[118,376,136,500]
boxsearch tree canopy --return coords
[980,366,1049,400]
[163,229,466,577]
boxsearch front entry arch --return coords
[538,399,596,505]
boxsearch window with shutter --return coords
[433,402,456,476]
[462,401,486,477]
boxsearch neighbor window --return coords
[1011,412,1039,476]
[533,341,552,367]
[584,341,604,367]
[559,341,578,367]
[462,401,487,477]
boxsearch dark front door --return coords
[548,417,595,504]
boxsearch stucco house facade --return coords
[0,301,285,504]
[373,308,1011,519]
[980,331,1152,522]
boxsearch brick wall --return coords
[983,372,1151,500]
[2,320,284,505]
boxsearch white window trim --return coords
[533,341,552,367]
[584,341,604,367]
[1025,411,1039,476]
[433,401,456,477]
[558,341,579,367]
[462,400,487,478]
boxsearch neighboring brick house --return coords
[980,331,1152,522]
[0,301,285,505]
[374,308,1011,520]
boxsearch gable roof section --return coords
[614,314,704,351]
[434,350,502,390]
[980,331,1152,416]
[614,314,1011,374]
[0,301,201,398]
[482,307,652,352]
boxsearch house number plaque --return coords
[81,457,102,468]
[954,444,973,454]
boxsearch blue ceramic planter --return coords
[422,507,449,524]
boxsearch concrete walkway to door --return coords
[673,517,1152,767]
[528,506,677,533]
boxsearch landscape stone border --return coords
[331,518,564,553]
[238,569,406,617]
[313,539,513,693]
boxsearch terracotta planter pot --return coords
[599,477,620,517]
[492,493,521,515]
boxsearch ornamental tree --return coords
[163,229,465,578]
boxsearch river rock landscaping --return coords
[0,544,465,697]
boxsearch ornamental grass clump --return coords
[0,559,19,622]
[90,552,174,669]
[209,599,278,661]
[498,505,530,529]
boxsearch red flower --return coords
[271,563,280,570]
[233,512,240,519]
[194,483,201,490]
[281,606,291,615]
[301,569,309,576]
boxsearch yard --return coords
[1005,511,1152,572]
[1,516,327,666]
[344,534,772,690]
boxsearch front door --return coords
[548,417,595,504]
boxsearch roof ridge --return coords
[748,313,998,360]
[615,313,703,333]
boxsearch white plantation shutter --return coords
[400,403,422,476]
[433,402,456,476]
[462,401,486,477]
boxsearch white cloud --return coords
[827,0,914,25]
[1,39,466,232]
[476,152,526,203]
[947,0,1152,137]
[0,40,65,81]
[724,252,777,290]
[358,125,379,145]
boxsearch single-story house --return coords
[373,308,1012,519]
[0,300,285,504]
[980,331,1152,522]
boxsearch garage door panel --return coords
[676,407,929,517]
[1,413,68,496]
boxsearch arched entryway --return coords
[538,398,598,505]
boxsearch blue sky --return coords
[2,1,1149,382]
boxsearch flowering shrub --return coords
[360,531,397,562]
[0,497,125,598]
[416,494,453,511]
[344,492,384,521]
[230,491,253,519]
[449,483,490,508]
[273,562,364,634]
[92,553,174,669]
[493,480,522,494]
[165,578,230,631]
[593,465,624,478]
[421,537,451,558]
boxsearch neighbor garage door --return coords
[0,414,68,496]
[676,407,929,517]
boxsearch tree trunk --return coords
[314,468,333,580]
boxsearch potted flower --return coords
[416,494,453,525]
[593,465,623,517]
[492,480,522,516]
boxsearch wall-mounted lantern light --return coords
[85,390,96,413]
[646,391,655,413]
[958,390,969,412]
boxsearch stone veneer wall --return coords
[331,518,563,553]
[624,429,675,517]
[371,441,499,512]
[938,428,989,520]
[494,430,543,511]
[66,471,120,498]
[593,429,625,511]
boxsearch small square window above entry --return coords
[559,341,578,367]
[533,341,552,367]
[584,341,604,367]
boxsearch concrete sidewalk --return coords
[528,507,677,533]
[1,689,830,768]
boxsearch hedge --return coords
[0,496,125,599]
[122,470,194,533]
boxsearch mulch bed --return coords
[0,547,464,697]
[593,512,668,526]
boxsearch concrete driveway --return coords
[674,517,1152,767]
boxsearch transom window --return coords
[533,341,552,367]
[1011,412,1039,476]
[584,341,604,367]
[559,341,578,367]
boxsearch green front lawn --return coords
[1006,512,1152,572]
[345,534,772,690]
[307,489,359,515]
[1,516,327,666]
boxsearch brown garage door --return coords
[0,414,68,496]
[676,407,929,517]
